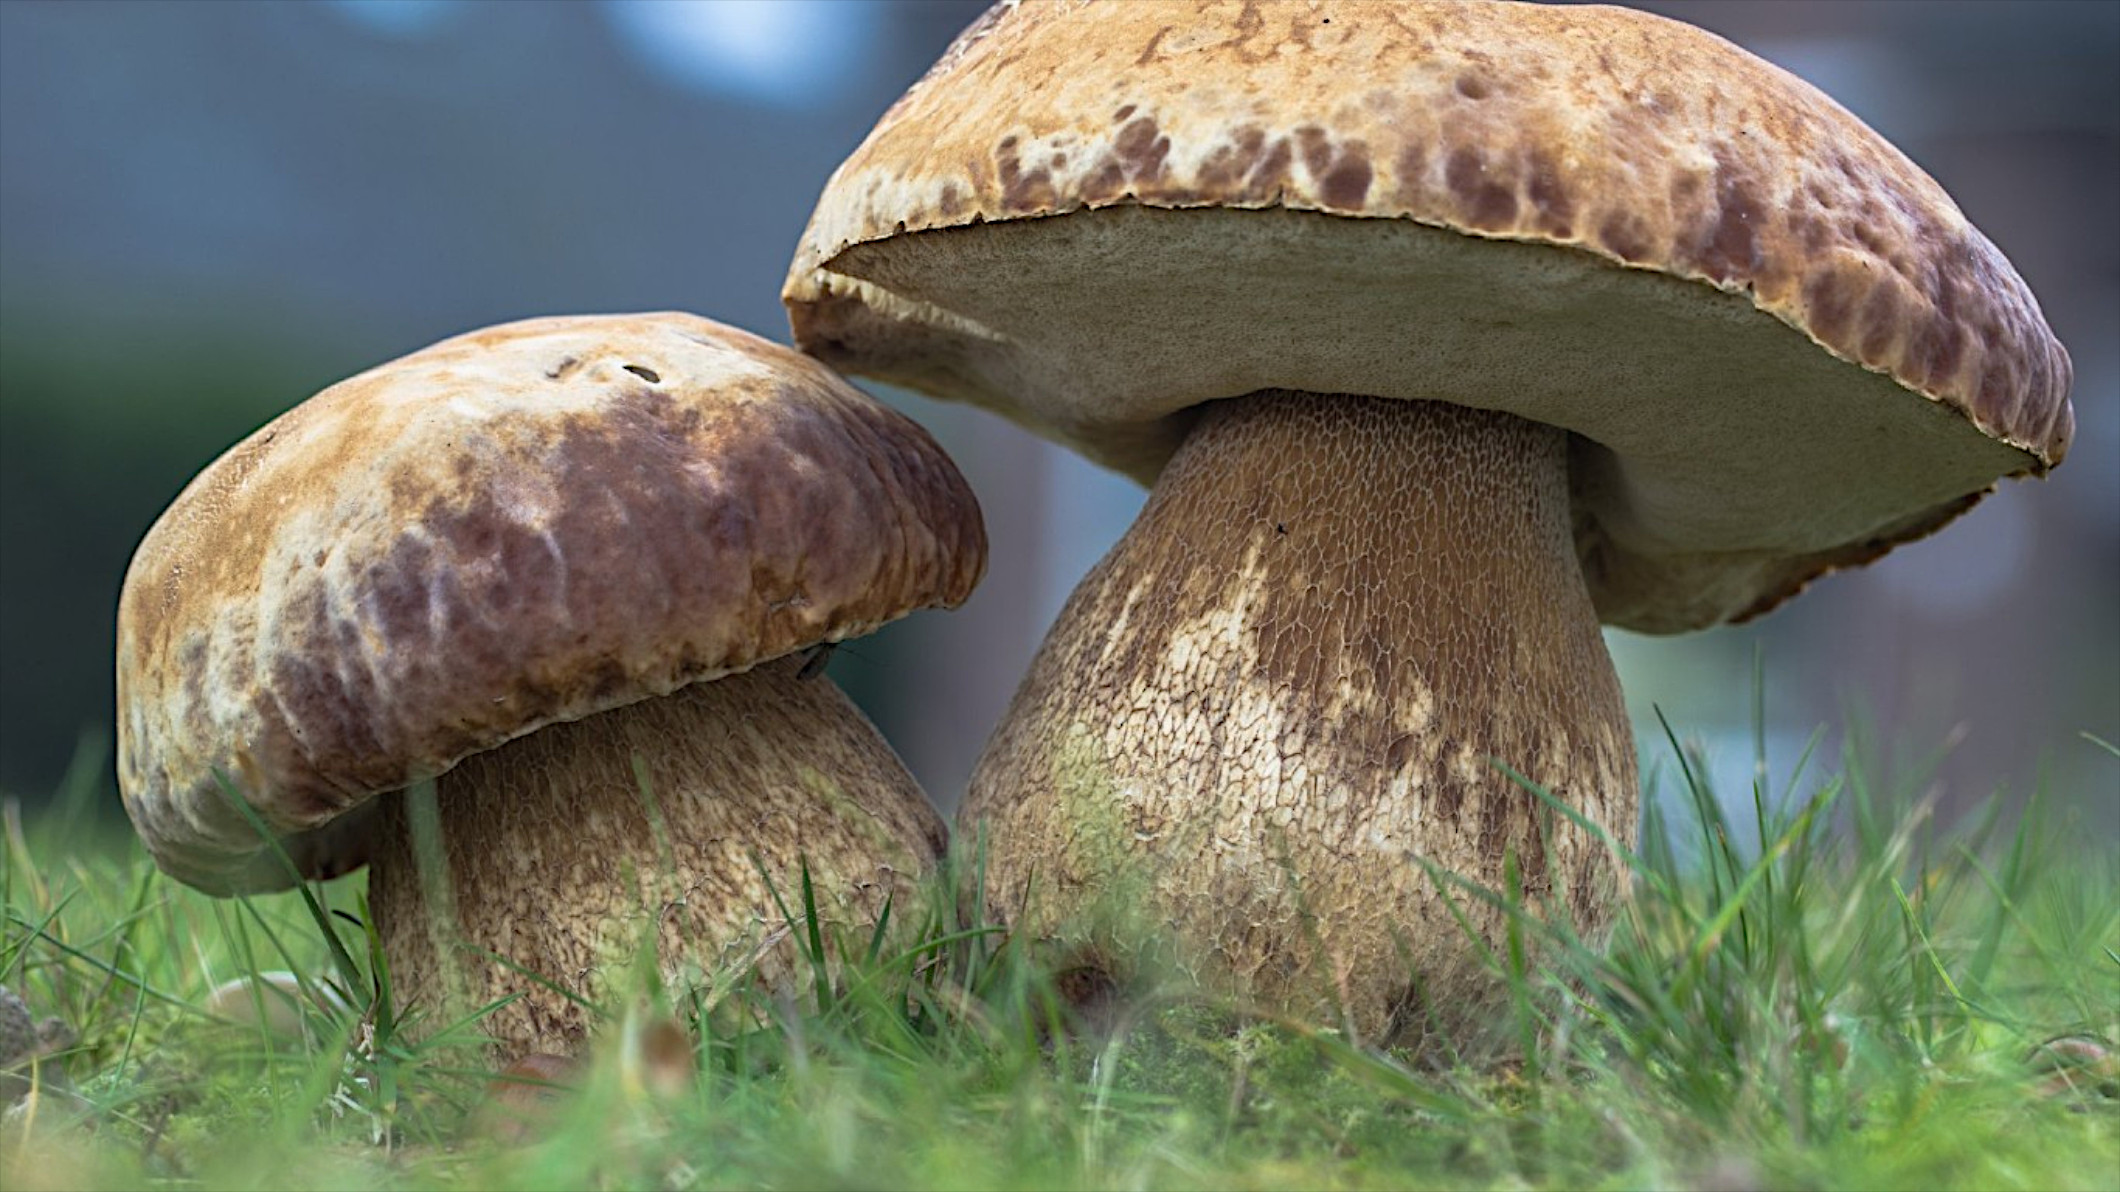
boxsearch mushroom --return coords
[783,2,2073,1044]
[476,1052,582,1146]
[202,971,354,1041]
[117,313,986,1056]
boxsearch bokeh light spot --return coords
[601,0,875,107]
[323,0,461,39]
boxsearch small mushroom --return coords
[471,1012,691,1145]
[2028,1034,2120,1102]
[117,313,986,1056]
[202,971,354,1041]
[784,3,2073,1044]
[476,1052,582,1146]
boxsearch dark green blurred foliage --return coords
[0,310,375,800]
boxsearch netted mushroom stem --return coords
[963,392,1637,1049]
[369,653,945,1059]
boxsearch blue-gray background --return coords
[2,0,2114,838]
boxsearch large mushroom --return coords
[117,313,986,1056]
[783,1,2073,1044]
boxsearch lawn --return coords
[3,720,2115,1191]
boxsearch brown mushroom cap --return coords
[785,0,2072,631]
[118,313,985,895]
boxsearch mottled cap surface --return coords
[785,0,2072,631]
[118,313,987,894]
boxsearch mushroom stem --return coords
[964,392,1637,1046]
[370,653,944,1058]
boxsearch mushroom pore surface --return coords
[965,393,1635,1045]
[372,653,944,1058]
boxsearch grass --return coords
[2,719,2115,1192]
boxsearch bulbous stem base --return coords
[964,392,1637,1048]
[371,654,945,1059]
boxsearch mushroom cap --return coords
[784,0,2072,632]
[117,313,987,895]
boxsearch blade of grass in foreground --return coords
[2,711,2113,1192]
[213,770,365,996]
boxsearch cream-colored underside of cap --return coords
[784,0,2074,630]
[818,206,2028,631]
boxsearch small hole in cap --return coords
[623,365,662,384]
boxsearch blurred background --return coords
[1,0,2113,839]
